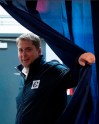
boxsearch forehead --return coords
[18,39,33,46]
[17,40,35,50]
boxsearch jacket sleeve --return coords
[61,62,83,89]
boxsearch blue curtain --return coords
[56,65,92,124]
[0,0,98,124]
[71,1,98,123]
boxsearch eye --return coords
[26,47,32,52]
[18,48,23,53]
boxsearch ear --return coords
[38,47,42,55]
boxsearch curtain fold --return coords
[71,1,98,123]
[0,0,99,124]
[56,65,92,124]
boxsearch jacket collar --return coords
[16,55,45,74]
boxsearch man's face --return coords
[17,40,41,68]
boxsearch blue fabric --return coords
[71,1,98,123]
[0,0,99,124]
[56,65,92,124]
[37,0,70,39]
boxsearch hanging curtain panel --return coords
[0,0,98,124]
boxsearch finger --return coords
[78,59,86,66]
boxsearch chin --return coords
[22,63,29,68]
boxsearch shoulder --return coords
[45,60,70,74]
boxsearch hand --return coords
[78,52,95,66]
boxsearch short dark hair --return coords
[16,33,41,49]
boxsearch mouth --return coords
[22,59,29,63]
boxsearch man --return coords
[15,33,95,124]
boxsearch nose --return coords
[21,50,27,57]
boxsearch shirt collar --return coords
[22,67,29,78]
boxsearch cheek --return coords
[18,53,21,60]
[30,53,39,61]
